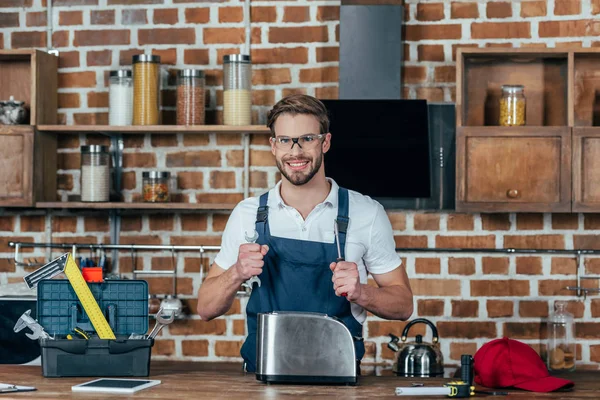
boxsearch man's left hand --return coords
[330,261,361,301]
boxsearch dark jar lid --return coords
[178,69,205,78]
[132,54,161,64]
[223,54,251,64]
[142,171,171,179]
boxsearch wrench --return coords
[13,309,51,340]
[147,308,175,339]
[243,230,261,289]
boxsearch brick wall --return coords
[2,0,600,367]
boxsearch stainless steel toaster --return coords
[256,311,357,385]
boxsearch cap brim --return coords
[513,376,574,392]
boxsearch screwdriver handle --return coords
[335,257,348,297]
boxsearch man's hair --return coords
[266,94,329,137]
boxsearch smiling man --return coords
[196,94,413,372]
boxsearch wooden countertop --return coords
[0,361,597,399]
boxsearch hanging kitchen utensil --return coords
[159,247,182,317]
[388,318,444,377]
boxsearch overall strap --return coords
[255,192,270,237]
[336,187,350,259]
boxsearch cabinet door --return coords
[573,128,600,212]
[0,126,34,206]
[456,127,571,212]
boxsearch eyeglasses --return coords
[270,134,325,150]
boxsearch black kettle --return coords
[387,318,444,377]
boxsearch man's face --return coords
[271,113,331,186]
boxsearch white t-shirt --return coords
[214,178,402,324]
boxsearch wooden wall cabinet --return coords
[0,49,57,207]
[456,48,600,213]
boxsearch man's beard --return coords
[276,152,323,186]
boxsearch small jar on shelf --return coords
[80,145,110,202]
[176,69,206,126]
[499,84,526,126]
[132,54,161,126]
[223,54,252,126]
[142,171,171,203]
[547,301,576,372]
[108,69,133,126]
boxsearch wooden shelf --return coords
[36,125,270,134]
[35,202,236,211]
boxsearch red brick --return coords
[182,340,209,357]
[438,322,496,339]
[434,66,455,83]
[299,67,338,83]
[487,300,513,318]
[487,2,512,18]
[73,113,107,125]
[404,66,427,84]
[436,235,495,249]
[84,215,109,232]
[555,0,581,15]
[12,31,46,48]
[387,213,406,231]
[418,44,444,62]
[252,68,291,85]
[447,214,474,231]
[154,8,178,24]
[593,0,600,14]
[521,0,547,17]
[108,0,160,4]
[448,258,475,275]
[452,300,479,318]
[516,213,544,230]
[87,92,108,108]
[450,343,478,361]
[482,257,509,274]
[20,216,44,232]
[405,24,461,41]
[520,301,549,318]
[203,27,244,44]
[368,320,426,338]
[538,280,576,296]
[57,152,80,170]
[471,280,530,296]
[283,6,310,23]
[59,72,96,88]
[552,213,579,230]
[123,153,157,168]
[0,0,33,6]
[269,26,329,43]
[539,20,600,38]
[185,7,209,23]
[315,87,338,100]
[210,171,236,189]
[52,31,69,48]
[251,6,276,23]
[417,3,444,21]
[560,300,584,318]
[315,46,338,63]
[503,323,546,340]
[87,50,111,67]
[74,30,129,46]
[184,49,209,65]
[0,216,16,232]
[58,51,79,68]
[411,279,461,296]
[120,216,142,231]
[472,22,530,39]
[148,214,174,231]
[591,299,600,317]
[575,234,600,250]
[394,235,428,248]
[180,214,208,232]
[317,5,339,21]
[417,299,444,316]
[26,11,46,26]
[504,235,564,249]
[219,6,243,23]
[139,28,194,45]
[516,256,543,275]
[414,214,440,230]
[91,10,114,25]
[250,150,275,167]
[166,151,220,168]
[551,258,576,275]
[415,258,440,274]
[0,12,18,28]
[451,2,478,19]
[215,340,243,357]
[59,10,82,25]
[416,87,444,102]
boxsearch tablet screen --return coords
[72,378,161,393]
[80,379,154,388]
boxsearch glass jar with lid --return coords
[109,69,133,126]
[499,84,526,126]
[223,54,252,126]
[142,171,171,202]
[547,301,576,372]
[132,54,161,125]
[177,69,206,126]
[81,145,110,202]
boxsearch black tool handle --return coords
[461,354,474,386]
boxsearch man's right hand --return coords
[233,243,269,282]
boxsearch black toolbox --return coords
[37,279,153,378]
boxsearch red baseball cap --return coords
[474,337,574,392]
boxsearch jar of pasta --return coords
[132,54,161,125]
[142,171,170,202]
[223,54,252,125]
[499,85,526,126]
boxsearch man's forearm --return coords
[197,267,244,321]
[354,284,413,320]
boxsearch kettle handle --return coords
[401,318,439,344]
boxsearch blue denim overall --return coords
[240,187,365,372]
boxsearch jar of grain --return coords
[132,54,161,125]
[81,145,110,202]
[177,69,205,126]
[223,54,252,126]
[499,85,526,126]
[109,69,133,126]
[142,171,171,202]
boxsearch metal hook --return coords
[199,247,204,286]
[171,246,177,297]
[131,245,136,273]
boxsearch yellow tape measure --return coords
[63,254,116,339]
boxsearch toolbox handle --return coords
[40,339,88,354]
[109,339,153,354]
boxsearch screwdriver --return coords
[334,220,348,297]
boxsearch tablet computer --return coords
[71,378,161,394]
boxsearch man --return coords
[197,94,413,371]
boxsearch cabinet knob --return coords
[506,189,520,199]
